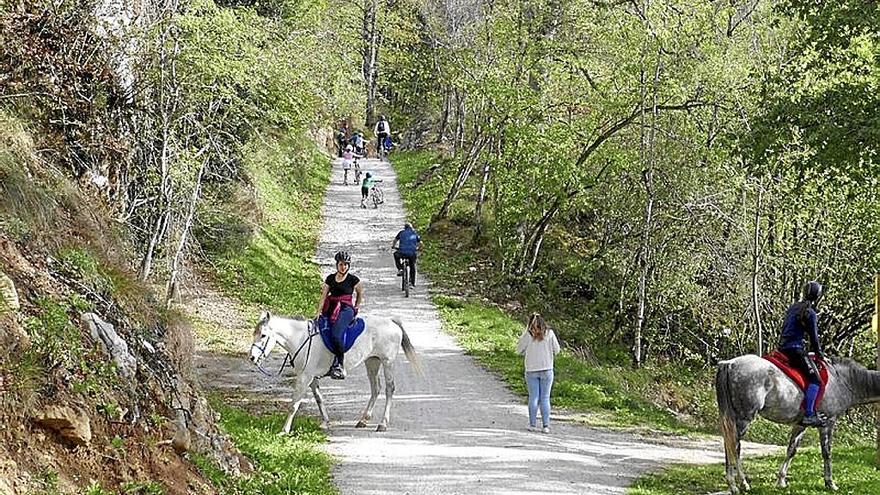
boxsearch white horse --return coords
[249,311,421,433]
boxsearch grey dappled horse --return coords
[716,354,880,493]
[250,311,421,433]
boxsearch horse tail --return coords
[392,317,423,376]
[715,360,738,469]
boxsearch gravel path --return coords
[194,155,775,494]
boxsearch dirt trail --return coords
[193,156,775,494]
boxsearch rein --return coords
[253,320,320,378]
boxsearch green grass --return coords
[212,134,329,315]
[629,446,880,495]
[193,402,337,495]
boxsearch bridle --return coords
[251,319,320,377]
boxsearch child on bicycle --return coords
[342,145,362,185]
[360,172,374,208]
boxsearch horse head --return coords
[250,310,278,366]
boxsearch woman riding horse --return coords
[778,280,827,427]
[316,251,364,379]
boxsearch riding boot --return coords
[800,383,825,426]
[329,357,346,380]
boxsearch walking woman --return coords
[516,313,560,433]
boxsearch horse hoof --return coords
[355,420,367,428]
[276,430,290,437]
[376,424,387,432]
[777,479,787,489]
[826,481,838,491]
[320,422,330,430]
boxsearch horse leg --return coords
[356,357,381,428]
[376,359,396,432]
[820,422,838,491]
[310,379,330,429]
[281,375,312,435]
[735,420,752,492]
[776,425,807,488]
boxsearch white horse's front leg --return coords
[376,360,395,432]
[776,425,806,488]
[281,375,312,435]
[310,379,330,429]
[356,357,381,428]
[820,423,838,491]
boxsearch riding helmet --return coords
[802,281,823,302]
[335,251,351,264]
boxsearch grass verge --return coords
[629,446,880,494]
[194,401,337,495]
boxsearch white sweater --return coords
[516,328,560,372]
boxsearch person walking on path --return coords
[516,313,560,433]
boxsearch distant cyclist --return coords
[374,116,390,158]
[392,222,422,287]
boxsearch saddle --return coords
[317,315,366,354]
[762,349,830,410]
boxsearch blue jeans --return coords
[329,305,355,366]
[525,369,554,427]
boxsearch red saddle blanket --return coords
[762,349,829,409]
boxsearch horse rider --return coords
[392,222,422,287]
[778,280,828,426]
[315,251,364,379]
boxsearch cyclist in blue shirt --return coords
[392,222,422,287]
[777,280,827,426]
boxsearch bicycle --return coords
[378,135,392,161]
[394,248,413,297]
[370,180,385,208]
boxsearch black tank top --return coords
[325,273,360,297]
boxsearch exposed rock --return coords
[171,414,191,454]
[0,272,19,311]
[33,405,92,446]
[82,312,137,380]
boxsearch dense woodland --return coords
[375,0,880,365]
[3,0,879,368]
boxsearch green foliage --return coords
[193,402,336,495]
[212,138,329,315]
[17,296,118,401]
[84,481,115,495]
[629,446,880,495]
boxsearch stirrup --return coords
[801,412,828,427]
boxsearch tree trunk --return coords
[362,0,380,127]
[634,169,654,368]
[634,44,661,368]
[751,182,764,354]
[433,130,488,223]
[472,158,492,242]
[438,87,451,143]
[453,89,466,156]
[166,159,207,305]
